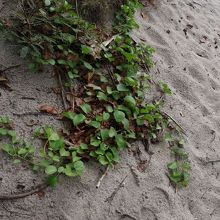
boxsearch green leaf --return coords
[18,148,27,155]
[115,134,126,150]
[97,92,108,101]
[63,111,75,121]
[114,110,125,123]
[106,105,113,113]
[47,176,58,187]
[89,151,97,157]
[57,59,66,65]
[45,165,57,175]
[124,77,137,86]
[106,86,113,94]
[7,130,17,143]
[74,161,85,175]
[136,118,145,126]
[167,162,177,170]
[0,128,8,136]
[72,152,81,162]
[100,143,108,151]
[122,118,129,130]
[98,156,109,166]
[81,45,92,54]
[143,114,154,123]
[49,139,64,150]
[47,59,56,65]
[95,148,105,155]
[90,137,101,147]
[111,147,120,163]
[100,129,109,140]
[49,132,60,142]
[118,105,132,117]
[44,0,51,6]
[13,159,21,164]
[2,144,14,154]
[106,152,113,163]
[83,61,93,70]
[80,143,88,150]
[58,166,65,173]
[109,127,116,138]
[68,71,78,79]
[60,148,70,157]
[52,155,60,162]
[117,84,129,92]
[103,112,110,121]
[165,133,172,142]
[73,114,86,126]
[96,115,103,122]
[89,121,101,129]
[80,103,92,114]
[64,165,74,177]
[20,46,29,58]
[179,139,185,146]
[160,83,172,95]
[45,127,60,141]
[124,95,136,108]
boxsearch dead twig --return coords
[96,166,109,188]
[121,214,137,220]
[0,64,21,74]
[75,0,79,16]
[105,175,128,203]
[12,111,56,117]
[206,159,220,164]
[162,111,187,136]
[106,64,117,89]
[192,1,202,6]
[129,166,140,186]
[0,183,47,200]
[58,73,68,110]
[2,204,32,217]
[64,140,75,147]
[142,138,154,155]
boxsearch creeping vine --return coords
[0,0,190,189]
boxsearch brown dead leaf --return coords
[0,76,7,82]
[141,12,148,20]
[43,50,52,60]
[25,119,39,127]
[39,105,59,115]
[199,36,208,44]
[75,97,83,107]
[37,190,45,198]
[87,72,94,82]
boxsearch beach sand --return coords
[0,0,220,219]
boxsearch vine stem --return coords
[0,183,47,200]
[96,166,110,188]
[162,111,188,136]
[0,64,21,74]
[57,72,68,110]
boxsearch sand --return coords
[0,0,220,219]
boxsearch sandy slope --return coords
[0,0,220,219]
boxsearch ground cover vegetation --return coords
[0,0,190,190]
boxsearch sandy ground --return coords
[0,0,220,219]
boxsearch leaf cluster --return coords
[0,0,190,188]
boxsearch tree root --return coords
[0,183,47,200]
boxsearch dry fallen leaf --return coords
[0,76,7,82]
[25,119,39,127]
[39,105,59,115]
[75,97,83,107]
[141,12,148,20]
